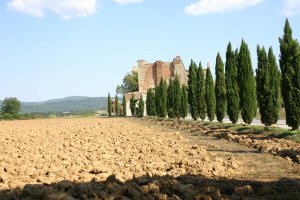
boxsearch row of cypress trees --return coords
[146,75,188,119]
[107,93,127,117]
[109,19,300,130]
[187,39,272,125]
[187,19,300,130]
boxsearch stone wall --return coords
[137,56,187,93]
[125,56,188,116]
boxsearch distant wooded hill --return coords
[0,96,107,114]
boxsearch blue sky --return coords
[0,0,299,102]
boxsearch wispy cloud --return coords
[283,0,300,16]
[7,0,97,20]
[113,0,143,5]
[185,0,264,16]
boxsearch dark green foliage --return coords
[166,75,181,119]
[122,95,127,116]
[225,43,240,124]
[256,46,281,126]
[205,67,216,121]
[279,19,300,130]
[1,97,21,115]
[146,88,156,116]
[146,89,151,116]
[215,53,226,122]
[180,85,188,118]
[107,93,112,117]
[130,94,135,116]
[197,63,206,121]
[138,96,144,117]
[116,70,138,95]
[161,79,168,118]
[173,75,182,118]
[167,79,175,118]
[238,40,257,124]
[268,47,281,124]
[155,78,168,118]
[188,60,199,120]
[115,95,119,116]
[155,84,161,117]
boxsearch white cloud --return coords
[283,0,300,16]
[185,0,264,16]
[113,0,142,5]
[7,0,97,19]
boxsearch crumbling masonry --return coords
[125,56,188,116]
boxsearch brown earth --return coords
[0,117,299,200]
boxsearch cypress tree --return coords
[146,88,156,116]
[155,84,162,117]
[146,89,151,116]
[167,79,175,118]
[161,79,168,118]
[215,53,226,122]
[225,43,240,124]
[188,60,198,120]
[267,47,281,124]
[197,62,206,121]
[122,95,127,116]
[108,93,112,117]
[256,46,268,124]
[173,75,182,118]
[206,67,216,121]
[151,89,156,116]
[130,94,135,116]
[256,46,281,126]
[180,85,188,118]
[138,96,144,117]
[238,40,256,124]
[115,95,119,116]
[279,19,300,130]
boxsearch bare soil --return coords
[0,117,299,200]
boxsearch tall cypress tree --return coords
[267,47,281,124]
[155,84,162,117]
[173,75,182,118]
[188,60,198,120]
[146,88,156,116]
[130,94,135,116]
[215,53,226,122]
[238,40,256,124]
[197,62,206,121]
[180,85,188,118]
[256,46,281,126]
[138,96,144,117]
[122,95,127,116]
[206,67,216,121]
[151,88,156,116]
[161,79,168,118]
[115,95,119,116]
[256,46,269,124]
[146,89,151,116]
[108,93,112,117]
[279,19,300,130]
[225,43,240,124]
[167,79,175,118]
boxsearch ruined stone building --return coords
[125,56,188,116]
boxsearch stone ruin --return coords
[125,56,188,116]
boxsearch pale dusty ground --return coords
[0,118,238,190]
[0,117,299,199]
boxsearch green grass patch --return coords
[180,118,300,143]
